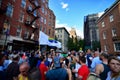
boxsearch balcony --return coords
[112,36,120,41]
[0,3,7,14]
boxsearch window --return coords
[6,4,13,17]
[61,30,62,33]
[49,29,51,35]
[24,31,29,39]
[40,25,42,31]
[103,32,106,39]
[44,28,46,33]
[41,6,44,13]
[60,35,62,38]
[45,3,48,8]
[28,5,32,12]
[45,10,47,15]
[102,22,105,27]
[27,15,31,21]
[112,28,117,37]
[33,10,37,17]
[34,0,39,7]
[109,15,114,22]
[44,18,46,24]
[114,42,120,52]
[41,16,43,22]
[16,26,22,37]
[104,45,107,51]
[42,0,45,3]
[19,11,24,22]
[21,0,26,8]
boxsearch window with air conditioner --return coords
[114,42,120,52]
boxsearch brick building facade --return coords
[0,0,55,51]
[97,0,120,54]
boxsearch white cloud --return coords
[60,2,69,11]
[61,2,68,9]
[55,20,84,39]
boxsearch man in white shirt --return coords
[91,51,102,72]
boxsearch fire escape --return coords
[25,0,41,40]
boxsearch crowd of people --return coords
[0,49,120,80]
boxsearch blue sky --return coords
[49,0,116,38]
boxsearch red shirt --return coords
[78,65,90,80]
[39,63,48,80]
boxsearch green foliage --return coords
[67,37,84,51]
[92,41,101,51]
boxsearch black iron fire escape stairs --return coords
[25,0,41,40]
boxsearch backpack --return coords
[87,72,101,80]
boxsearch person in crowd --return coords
[18,53,26,65]
[86,49,93,68]
[39,55,48,80]
[78,56,90,80]
[0,53,7,80]
[28,51,38,70]
[3,54,12,70]
[72,55,81,80]
[18,62,30,80]
[106,56,120,80]
[95,52,110,80]
[6,53,20,80]
[46,56,72,80]
[91,51,102,72]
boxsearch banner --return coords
[39,31,49,45]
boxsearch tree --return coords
[67,36,84,51]
[92,41,101,51]
[67,37,74,50]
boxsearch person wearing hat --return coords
[46,56,72,80]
